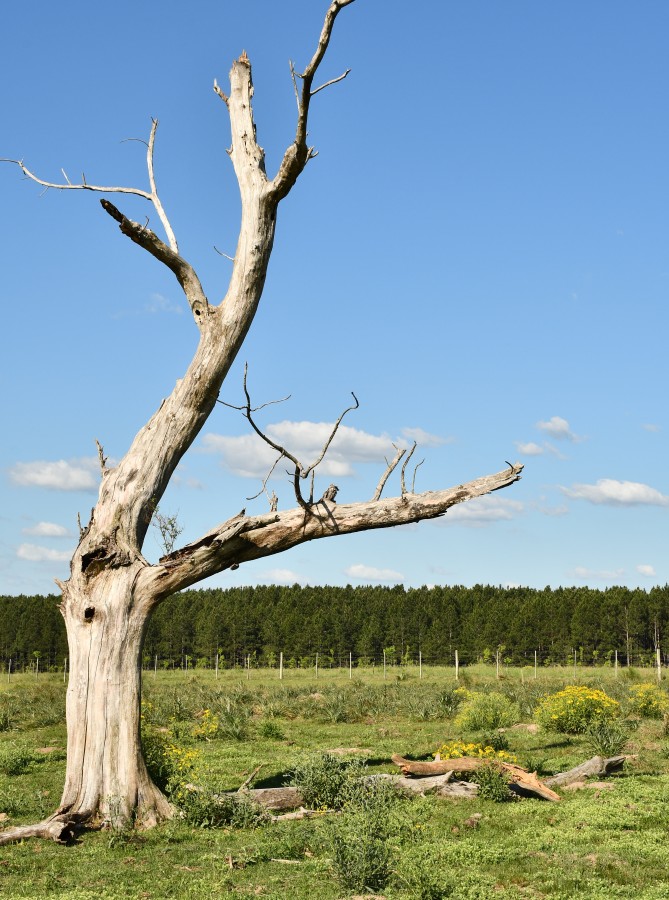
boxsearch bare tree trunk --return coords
[57,571,172,828]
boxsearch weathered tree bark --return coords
[1,0,523,844]
[391,755,561,801]
[544,755,626,789]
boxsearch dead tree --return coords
[0,0,522,844]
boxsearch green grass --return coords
[1,666,669,898]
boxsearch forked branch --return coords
[1,119,178,251]
[220,365,358,511]
[272,0,356,198]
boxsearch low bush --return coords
[327,779,404,893]
[470,761,515,802]
[535,685,620,733]
[289,751,366,810]
[434,739,516,764]
[178,783,267,828]
[454,691,520,731]
[628,683,669,719]
[584,720,629,757]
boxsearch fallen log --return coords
[391,755,561,801]
[544,755,626,789]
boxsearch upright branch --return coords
[372,444,406,501]
[271,0,356,199]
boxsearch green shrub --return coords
[628,683,669,719]
[535,685,620,734]
[178,784,267,828]
[289,752,366,810]
[327,779,403,893]
[454,691,520,731]
[257,719,285,740]
[584,720,629,757]
[470,761,515,802]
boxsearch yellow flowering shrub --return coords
[192,708,220,740]
[434,740,517,764]
[535,685,620,734]
[628,683,669,719]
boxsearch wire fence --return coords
[2,647,667,681]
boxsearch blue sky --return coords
[1,0,667,596]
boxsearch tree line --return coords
[1,583,668,671]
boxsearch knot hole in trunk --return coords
[84,607,95,622]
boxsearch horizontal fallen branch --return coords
[544,755,627,789]
[391,755,561,801]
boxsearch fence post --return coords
[614,649,618,678]
[279,651,283,680]
[657,647,662,683]
[7,659,10,683]
[383,649,387,681]
[247,654,251,681]
[455,649,459,681]
[315,652,319,679]
[573,650,577,679]
[419,650,422,680]
[534,650,538,679]
[496,650,500,679]
[349,652,353,679]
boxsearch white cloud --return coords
[515,441,545,456]
[345,563,404,582]
[400,427,450,447]
[261,568,305,585]
[10,458,99,492]
[203,421,397,478]
[22,522,70,537]
[562,479,669,507]
[16,543,72,563]
[536,416,581,442]
[636,564,656,577]
[571,566,625,582]
[441,495,524,527]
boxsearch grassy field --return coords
[1,665,669,899]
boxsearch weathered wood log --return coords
[544,755,626,789]
[243,786,303,811]
[391,755,561,802]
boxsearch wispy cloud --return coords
[571,566,625,582]
[345,563,404,582]
[562,479,669,507]
[10,458,99,492]
[642,423,660,433]
[536,416,582,442]
[145,292,183,315]
[400,427,451,447]
[16,543,72,563]
[113,292,183,319]
[22,522,70,537]
[636,564,656,577]
[441,495,524,527]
